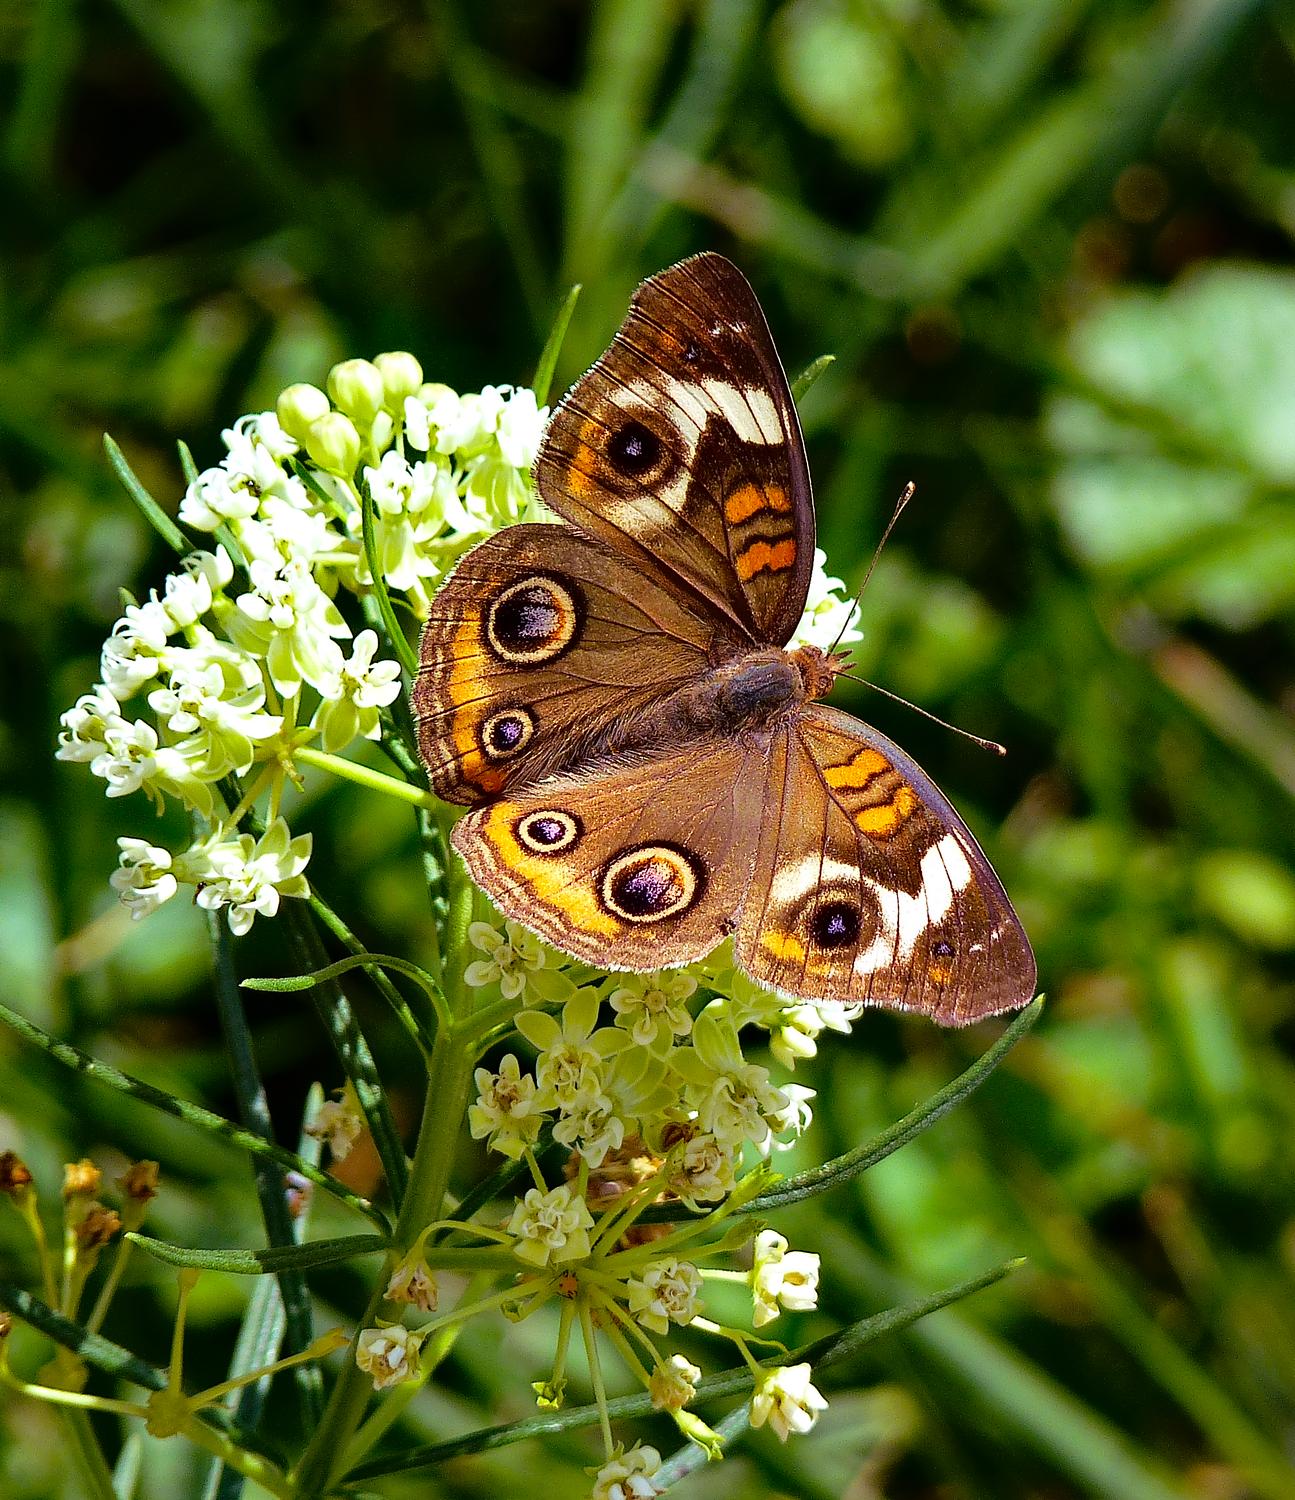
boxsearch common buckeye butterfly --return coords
[413,254,1036,1024]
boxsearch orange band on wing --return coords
[482,805,620,937]
[735,537,797,581]
[761,930,807,964]
[447,615,507,795]
[854,785,918,837]
[824,748,889,790]
[724,483,790,525]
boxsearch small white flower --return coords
[608,971,696,1049]
[664,1130,737,1207]
[506,1183,594,1267]
[789,547,862,653]
[385,1255,438,1312]
[109,838,178,920]
[307,1087,364,1161]
[591,1442,662,1500]
[673,1011,789,1147]
[99,601,173,698]
[464,918,565,1003]
[552,1090,624,1169]
[232,555,349,697]
[355,1324,419,1391]
[427,385,505,457]
[517,989,630,1109]
[468,1054,544,1159]
[191,818,312,936]
[147,651,281,778]
[650,1354,701,1412]
[764,1082,816,1146]
[751,1229,820,1326]
[626,1257,703,1336]
[749,1363,828,1441]
[224,410,298,462]
[495,386,546,469]
[92,717,160,799]
[402,393,431,451]
[312,629,402,752]
[160,547,234,631]
[56,687,125,763]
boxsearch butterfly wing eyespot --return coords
[600,844,706,924]
[535,253,815,645]
[413,524,716,808]
[480,708,536,762]
[736,706,1036,1024]
[485,574,583,665]
[516,810,582,855]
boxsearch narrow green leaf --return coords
[0,1281,168,1392]
[348,1259,1021,1479]
[791,353,835,403]
[0,1000,389,1232]
[747,997,1043,1216]
[127,1232,387,1275]
[242,950,446,1039]
[103,433,188,555]
[532,282,581,405]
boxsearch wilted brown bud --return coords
[0,1151,34,1197]
[118,1160,160,1204]
[75,1205,123,1251]
[63,1158,101,1200]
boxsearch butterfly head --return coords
[788,644,852,704]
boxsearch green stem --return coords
[292,1021,477,1496]
[294,744,435,807]
[62,1410,117,1500]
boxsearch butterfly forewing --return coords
[736,706,1036,1024]
[412,523,717,805]
[536,254,814,647]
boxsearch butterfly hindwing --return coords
[536,253,814,647]
[452,736,771,968]
[412,523,718,805]
[736,705,1036,1024]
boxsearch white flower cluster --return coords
[56,358,546,933]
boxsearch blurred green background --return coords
[4,1,1295,1496]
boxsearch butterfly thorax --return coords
[606,642,847,757]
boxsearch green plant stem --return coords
[293,744,435,807]
[62,1410,117,1500]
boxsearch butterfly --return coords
[412,253,1036,1024]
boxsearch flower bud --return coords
[63,1158,101,1200]
[304,412,362,476]
[276,383,331,444]
[327,359,385,426]
[374,352,424,410]
[0,1151,33,1199]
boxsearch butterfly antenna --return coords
[828,481,915,657]
[837,671,1007,756]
